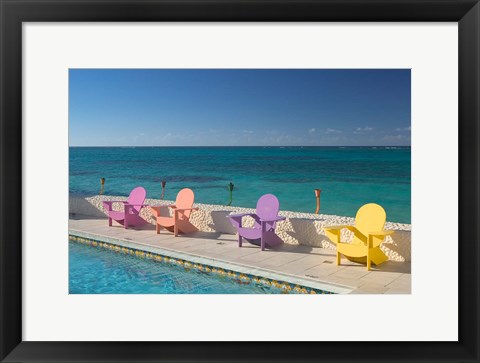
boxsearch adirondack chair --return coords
[228,194,286,251]
[324,203,394,271]
[102,186,149,229]
[150,188,198,236]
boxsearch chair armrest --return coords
[124,203,148,214]
[149,206,163,218]
[169,204,177,209]
[227,213,255,219]
[260,216,286,222]
[323,225,354,231]
[173,208,198,221]
[175,207,199,212]
[150,205,169,209]
[103,200,127,206]
[103,200,128,211]
[367,230,394,237]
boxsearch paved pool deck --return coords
[69,216,411,294]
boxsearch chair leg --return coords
[261,222,266,251]
[173,211,179,237]
[366,249,371,271]
[336,251,341,265]
[156,223,160,234]
[108,217,112,227]
[238,234,242,247]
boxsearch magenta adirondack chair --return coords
[228,194,286,251]
[102,186,148,229]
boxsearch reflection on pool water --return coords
[69,242,330,294]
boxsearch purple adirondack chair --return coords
[228,194,286,251]
[102,186,149,229]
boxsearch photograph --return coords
[68,69,412,295]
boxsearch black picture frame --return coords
[1,0,479,362]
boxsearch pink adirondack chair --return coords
[102,186,149,229]
[228,194,286,251]
[150,188,199,236]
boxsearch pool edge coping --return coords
[68,228,353,294]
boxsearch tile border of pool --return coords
[69,229,352,294]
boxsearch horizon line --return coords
[69,145,411,148]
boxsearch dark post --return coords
[161,180,166,200]
[227,182,234,206]
[99,177,105,195]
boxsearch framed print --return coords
[1,0,479,362]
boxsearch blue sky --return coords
[69,69,411,146]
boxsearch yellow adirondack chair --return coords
[324,203,394,270]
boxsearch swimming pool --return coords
[69,240,333,294]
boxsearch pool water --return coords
[69,242,321,294]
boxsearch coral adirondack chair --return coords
[324,203,394,271]
[228,194,286,251]
[150,188,198,236]
[102,186,149,229]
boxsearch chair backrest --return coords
[254,194,280,230]
[175,188,195,219]
[353,203,386,245]
[126,186,147,214]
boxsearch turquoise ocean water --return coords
[69,146,411,223]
